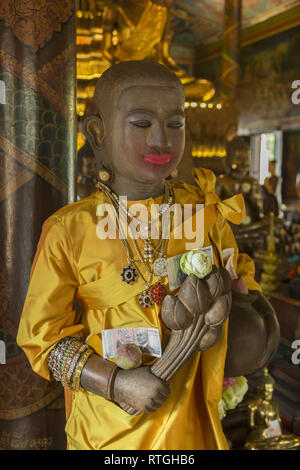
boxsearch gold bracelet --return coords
[71,348,94,392]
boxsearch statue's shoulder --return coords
[219,174,233,184]
[215,174,233,194]
[171,167,225,202]
[46,192,100,227]
[244,175,259,184]
[249,400,259,410]
[170,178,203,202]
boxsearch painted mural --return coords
[238,25,300,131]
[171,0,293,46]
[194,26,300,131]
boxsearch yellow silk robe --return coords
[17,168,260,450]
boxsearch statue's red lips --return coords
[143,154,174,165]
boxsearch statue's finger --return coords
[204,268,225,299]
[198,325,223,351]
[178,274,212,316]
[161,295,193,330]
[205,292,232,328]
[160,295,178,330]
[174,300,194,329]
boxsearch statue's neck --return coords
[110,176,165,200]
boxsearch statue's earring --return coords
[98,166,111,182]
[170,168,178,178]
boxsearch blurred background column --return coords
[221,0,242,107]
[0,1,76,450]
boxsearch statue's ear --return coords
[83,115,105,150]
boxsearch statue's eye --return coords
[168,121,184,129]
[129,120,151,128]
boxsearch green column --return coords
[0,1,76,450]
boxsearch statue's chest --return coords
[257,403,277,424]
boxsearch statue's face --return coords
[263,388,273,401]
[258,384,273,401]
[136,330,148,346]
[103,85,185,188]
[228,149,250,180]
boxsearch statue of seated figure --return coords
[216,137,263,226]
[245,368,300,450]
[215,137,281,255]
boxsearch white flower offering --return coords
[180,249,213,279]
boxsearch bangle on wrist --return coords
[72,348,94,392]
[48,337,90,390]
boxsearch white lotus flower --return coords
[180,250,212,279]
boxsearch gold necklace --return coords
[96,181,174,307]
[97,180,173,269]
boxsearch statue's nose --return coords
[147,122,171,153]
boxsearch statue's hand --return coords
[113,366,170,413]
[200,266,232,326]
[160,274,212,330]
[161,273,211,330]
[160,267,232,350]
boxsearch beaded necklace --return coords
[96,181,174,307]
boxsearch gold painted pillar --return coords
[0,1,76,449]
[221,0,242,106]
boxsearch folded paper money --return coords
[102,327,162,359]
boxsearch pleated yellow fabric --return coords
[17,168,260,450]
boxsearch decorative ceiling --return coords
[171,0,297,47]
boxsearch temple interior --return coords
[0,0,300,451]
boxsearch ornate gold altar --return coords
[76,0,215,119]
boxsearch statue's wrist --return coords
[80,354,120,400]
